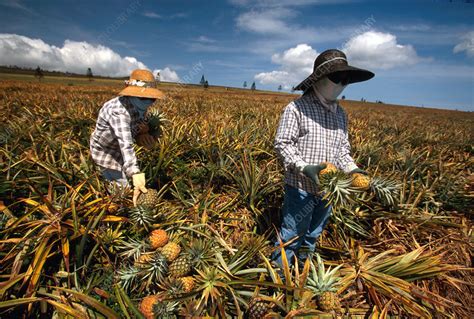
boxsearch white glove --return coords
[132,173,148,206]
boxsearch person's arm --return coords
[335,111,359,173]
[109,108,140,177]
[274,103,307,172]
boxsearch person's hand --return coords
[349,168,368,175]
[302,163,327,186]
[132,173,148,206]
[136,133,156,149]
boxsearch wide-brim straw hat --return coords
[294,49,374,91]
[119,69,165,99]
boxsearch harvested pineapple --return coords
[351,172,371,190]
[169,254,192,278]
[136,188,161,209]
[319,162,338,177]
[247,297,273,319]
[178,276,195,293]
[149,229,169,249]
[161,242,181,262]
[134,253,153,268]
[139,295,163,319]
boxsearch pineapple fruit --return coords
[161,242,181,262]
[247,297,273,319]
[306,254,342,312]
[149,229,169,249]
[351,173,370,190]
[169,254,192,278]
[134,253,153,268]
[137,188,161,209]
[139,295,163,319]
[319,162,338,177]
[178,276,195,293]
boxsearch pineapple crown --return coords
[306,254,342,294]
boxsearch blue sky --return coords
[0,0,473,110]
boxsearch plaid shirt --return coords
[90,96,141,177]
[274,90,358,194]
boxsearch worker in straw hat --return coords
[90,69,165,206]
[272,49,374,267]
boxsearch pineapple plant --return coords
[184,238,215,269]
[97,226,124,254]
[169,254,192,278]
[306,254,342,312]
[146,108,166,138]
[351,172,371,190]
[137,188,161,209]
[117,265,141,292]
[370,176,400,207]
[161,242,181,262]
[118,238,150,260]
[319,162,338,177]
[129,206,156,231]
[141,252,169,285]
[149,229,169,249]
[320,170,358,208]
[247,297,274,319]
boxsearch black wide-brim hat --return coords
[294,49,374,91]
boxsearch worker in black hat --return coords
[272,49,374,267]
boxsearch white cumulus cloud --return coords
[0,33,180,79]
[153,67,180,82]
[342,31,422,69]
[254,31,423,89]
[255,43,318,89]
[453,31,474,58]
[236,8,295,35]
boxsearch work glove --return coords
[302,163,327,186]
[132,173,148,207]
[349,168,368,175]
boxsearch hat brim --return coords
[294,65,374,91]
[119,86,165,99]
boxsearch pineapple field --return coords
[0,79,473,318]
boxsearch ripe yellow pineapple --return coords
[134,253,153,268]
[178,276,195,293]
[149,229,168,249]
[307,254,342,312]
[351,173,370,190]
[319,162,338,177]
[169,254,192,278]
[137,188,161,209]
[319,291,341,311]
[247,297,273,319]
[161,242,181,262]
[139,295,163,319]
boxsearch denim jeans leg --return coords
[272,185,315,267]
[100,167,130,194]
[298,197,332,262]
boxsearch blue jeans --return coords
[100,167,130,190]
[272,184,332,267]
